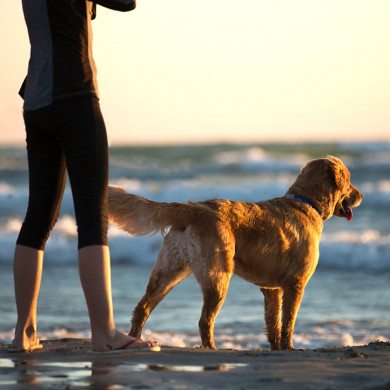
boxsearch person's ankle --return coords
[12,324,40,349]
[25,324,38,337]
[91,327,119,351]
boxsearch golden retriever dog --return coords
[108,156,363,350]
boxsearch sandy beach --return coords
[0,339,389,389]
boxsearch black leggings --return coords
[17,96,109,250]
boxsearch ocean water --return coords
[1,142,389,350]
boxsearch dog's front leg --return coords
[280,282,305,350]
[260,287,282,351]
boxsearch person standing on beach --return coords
[11,0,160,353]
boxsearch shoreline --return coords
[1,339,389,389]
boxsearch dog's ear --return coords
[325,156,350,190]
[294,159,329,195]
[300,158,327,176]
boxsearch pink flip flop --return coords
[89,338,161,354]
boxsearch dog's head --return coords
[288,156,363,221]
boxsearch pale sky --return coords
[1,0,389,145]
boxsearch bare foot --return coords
[10,336,43,352]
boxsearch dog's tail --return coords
[108,185,214,236]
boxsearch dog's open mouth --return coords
[339,199,353,221]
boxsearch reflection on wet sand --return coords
[147,363,247,372]
[0,359,92,387]
[0,357,248,388]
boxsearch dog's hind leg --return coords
[194,270,232,349]
[260,287,282,351]
[130,254,191,339]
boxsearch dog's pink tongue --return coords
[346,207,353,221]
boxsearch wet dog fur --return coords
[108,156,363,350]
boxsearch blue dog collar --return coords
[285,194,321,216]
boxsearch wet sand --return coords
[1,339,390,389]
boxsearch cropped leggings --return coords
[17,96,109,250]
